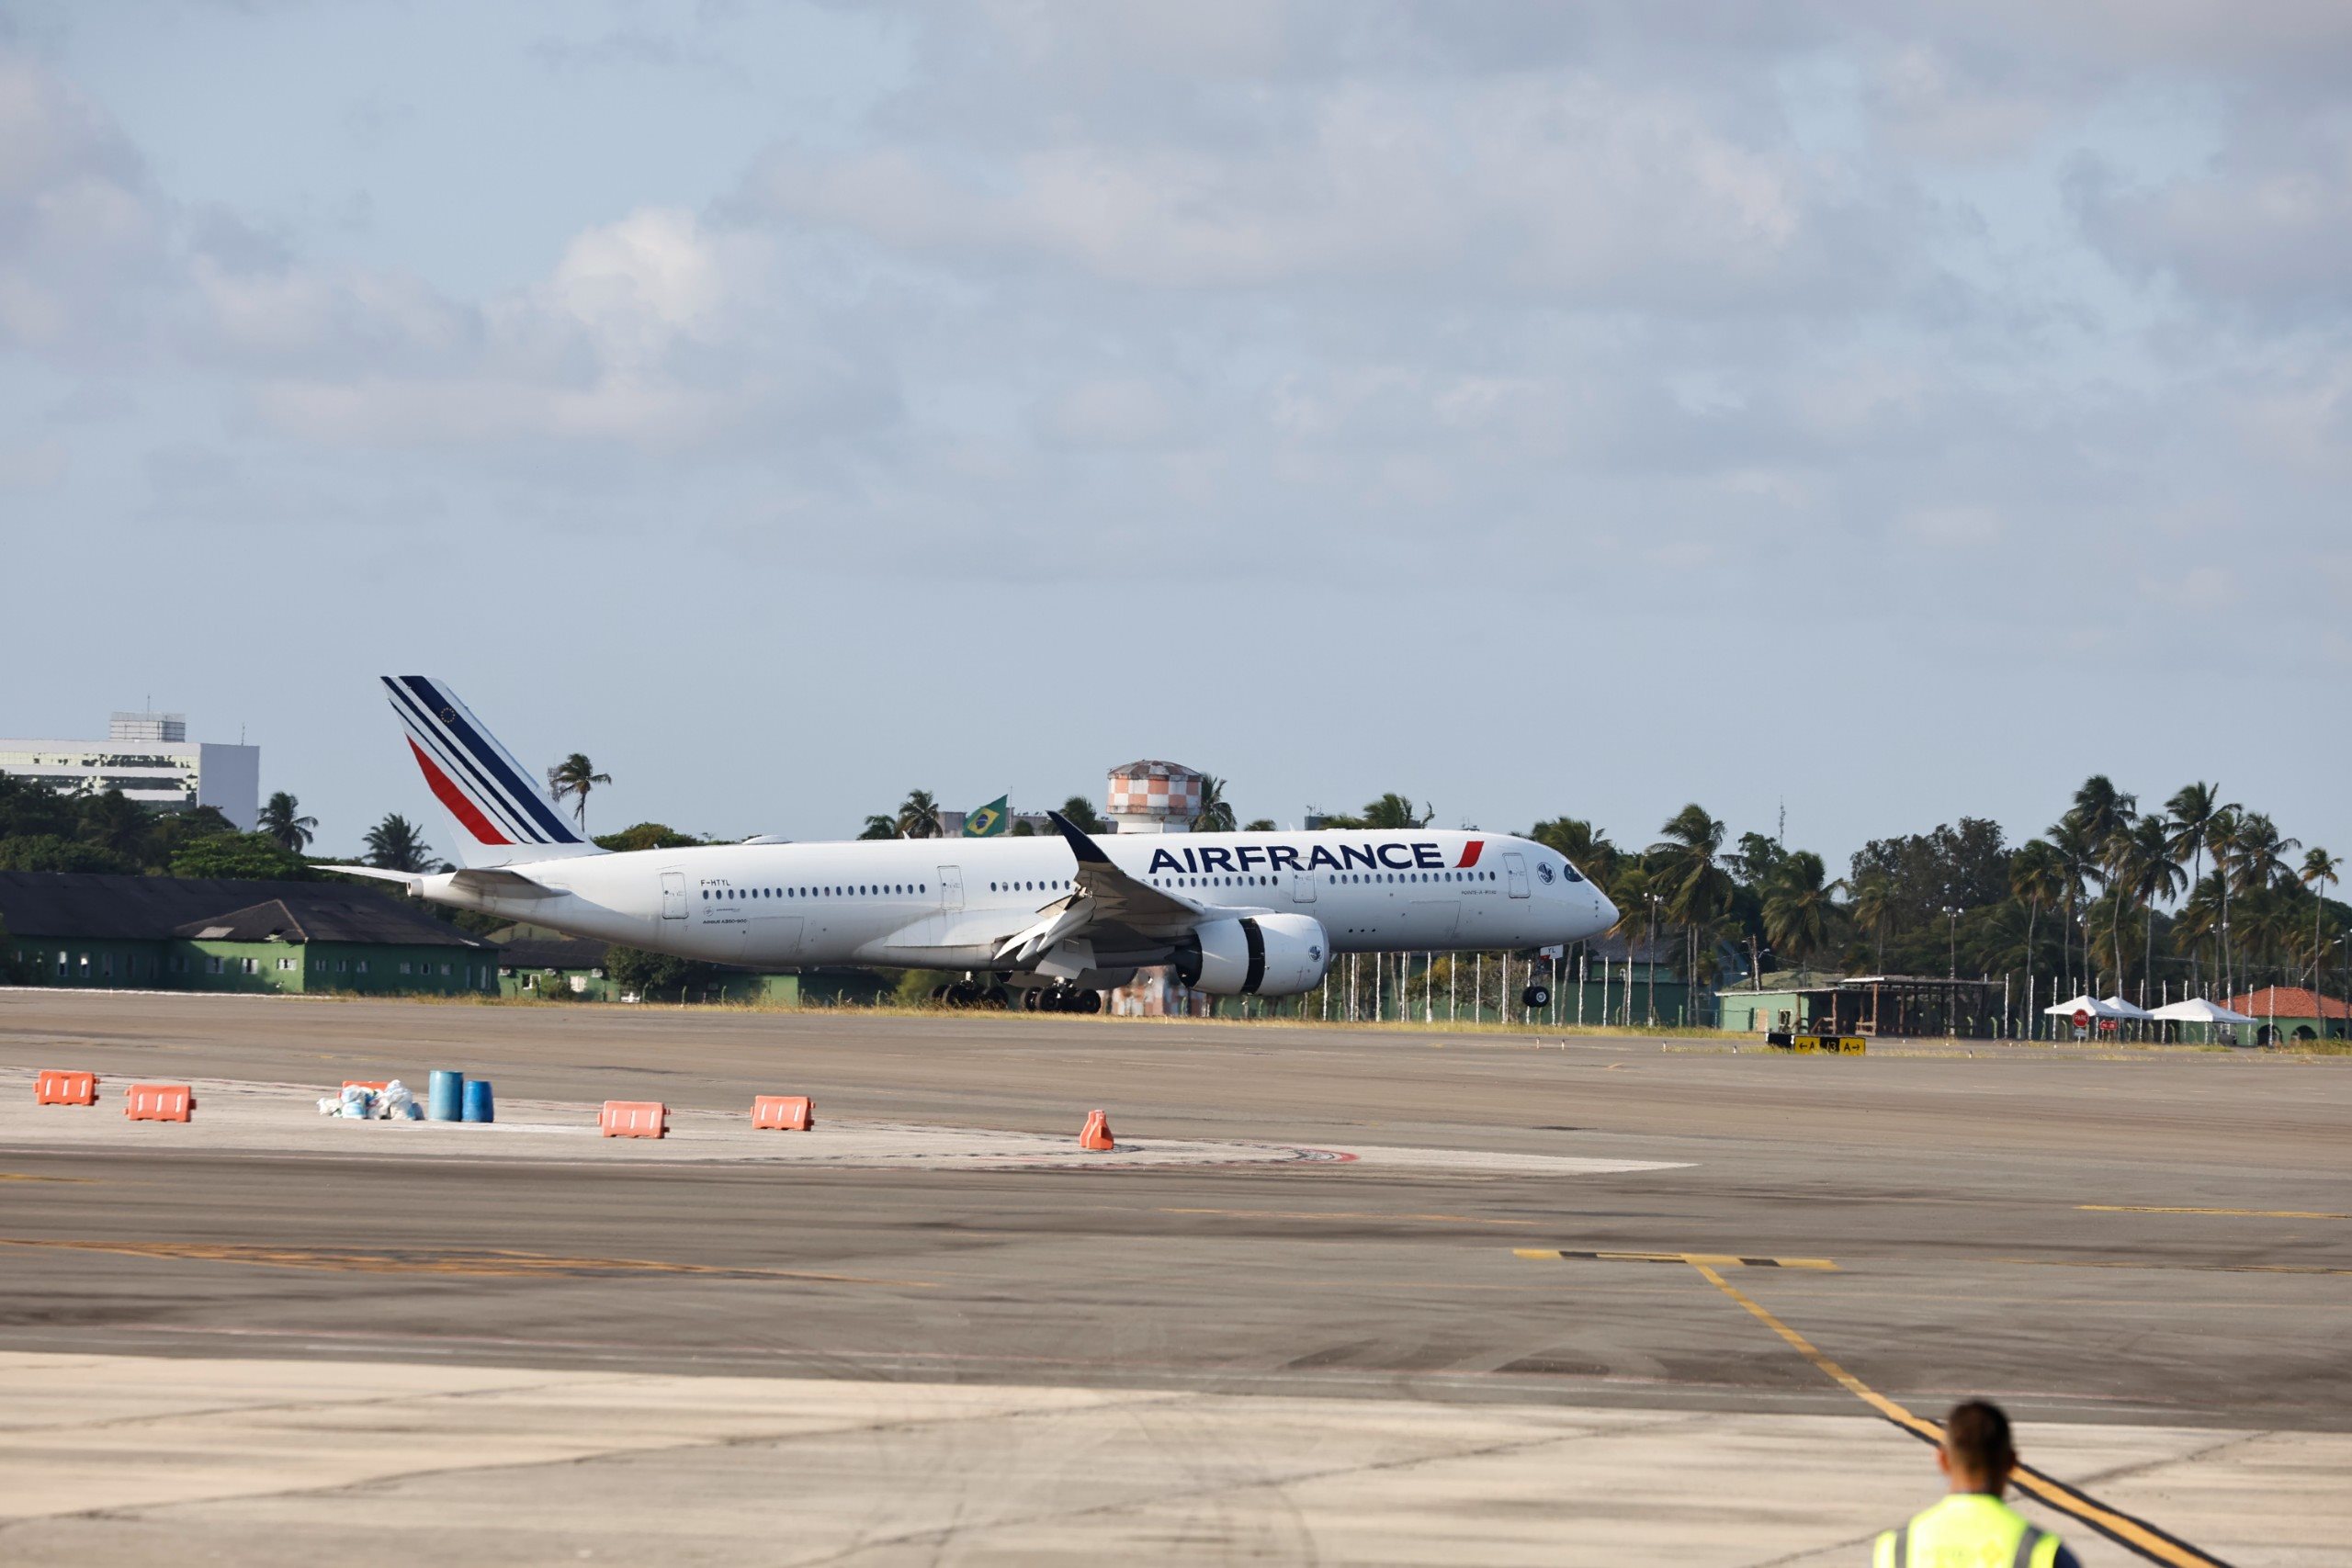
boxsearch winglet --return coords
[1045,809,1112,864]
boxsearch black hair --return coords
[1944,1400,2017,1483]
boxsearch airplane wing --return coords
[1046,810,1204,931]
[990,811,1206,964]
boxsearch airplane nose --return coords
[1593,888,1619,932]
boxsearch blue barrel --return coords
[461,1078,494,1123]
[427,1070,464,1122]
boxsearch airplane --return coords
[330,676,1620,1011]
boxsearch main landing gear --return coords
[1023,985,1102,1014]
[933,977,1099,1012]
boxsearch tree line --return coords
[1533,779,2345,1007]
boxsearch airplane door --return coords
[660,871,686,919]
[938,865,964,912]
[1291,870,1316,905]
[1503,852,1531,899]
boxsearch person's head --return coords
[1937,1400,2018,1495]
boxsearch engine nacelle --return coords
[1175,914,1331,997]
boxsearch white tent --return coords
[2100,995,2154,1021]
[2042,993,2125,1019]
[2148,997,2256,1025]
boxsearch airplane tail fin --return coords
[379,676,606,869]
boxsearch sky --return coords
[3,2,2348,867]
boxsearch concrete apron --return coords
[0,1351,2339,1567]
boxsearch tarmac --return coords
[1,989,2346,1565]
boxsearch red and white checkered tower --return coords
[1105,760,1205,834]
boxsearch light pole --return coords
[1645,891,1661,1027]
[1943,904,1960,1036]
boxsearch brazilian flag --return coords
[963,795,1010,837]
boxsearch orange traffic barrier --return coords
[752,1095,814,1131]
[1080,1109,1115,1151]
[600,1100,667,1138]
[36,1070,98,1107]
[342,1080,390,1091]
[124,1083,194,1122]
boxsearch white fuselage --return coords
[418,829,1613,974]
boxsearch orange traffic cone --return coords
[1080,1109,1115,1151]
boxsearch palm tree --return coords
[1058,795,1111,834]
[1361,792,1433,830]
[1849,867,1894,970]
[1761,851,1841,965]
[364,813,435,872]
[546,753,613,831]
[1528,818,1618,885]
[895,789,943,839]
[859,813,899,840]
[2301,847,2340,989]
[2046,812,2103,993]
[1193,775,1238,834]
[1649,805,1733,995]
[2121,815,2184,1004]
[2232,813,2299,896]
[2165,783,2232,988]
[2175,873,2222,978]
[2009,839,2065,998]
[2070,777,2137,995]
[257,791,318,854]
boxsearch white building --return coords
[0,712,261,830]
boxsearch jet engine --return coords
[1174,914,1332,997]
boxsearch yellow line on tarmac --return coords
[2079,1203,2346,1220]
[0,1173,94,1183]
[0,1236,933,1288]
[1684,1260,2228,1568]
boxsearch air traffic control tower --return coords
[1105,760,1204,833]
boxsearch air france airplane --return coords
[332,677,1618,1011]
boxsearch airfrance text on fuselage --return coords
[1147,840,1486,874]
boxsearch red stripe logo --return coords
[1457,840,1484,868]
[408,738,511,845]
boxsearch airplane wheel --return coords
[1521,985,1551,1009]
[986,985,1012,1009]
[948,981,978,1008]
[1021,987,1041,1012]
[931,984,950,1004]
[1078,990,1102,1014]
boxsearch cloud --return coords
[2075,129,2352,316]
[0,50,170,355]
[749,73,1896,311]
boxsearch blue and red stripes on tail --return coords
[380,676,588,851]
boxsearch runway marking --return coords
[1681,1259,2230,1568]
[0,1236,933,1288]
[2079,1204,2346,1220]
[0,1172,93,1183]
[1515,1247,1838,1270]
[2001,1257,2352,1278]
[1163,1207,1538,1228]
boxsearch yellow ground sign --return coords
[1781,1034,1866,1054]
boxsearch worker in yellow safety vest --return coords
[1873,1400,2077,1567]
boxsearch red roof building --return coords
[2225,986,2351,1041]
[2226,987,2352,1020]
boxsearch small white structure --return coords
[0,710,259,829]
[1105,760,1204,834]
[2148,997,2256,1026]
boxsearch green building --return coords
[1717,972,2009,1039]
[0,871,497,996]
